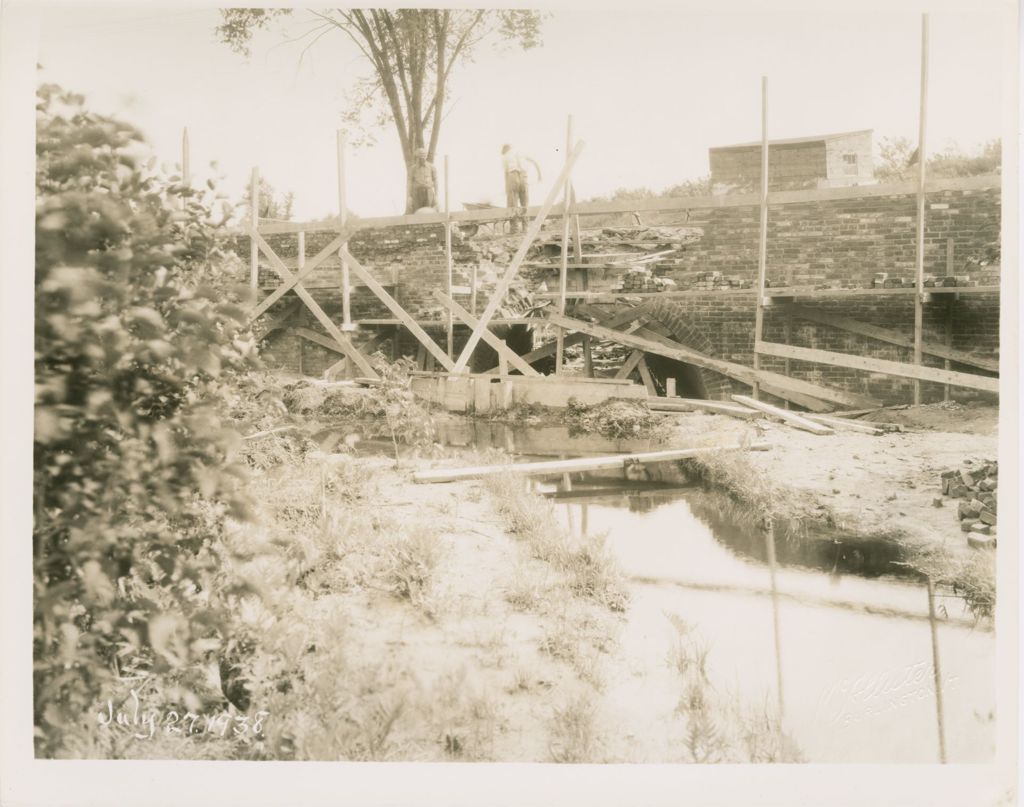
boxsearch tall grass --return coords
[482,470,629,613]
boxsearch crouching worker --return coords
[407,146,437,212]
[501,144,541,233]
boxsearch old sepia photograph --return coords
[0,0,1018,804]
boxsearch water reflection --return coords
[548,473,993,763]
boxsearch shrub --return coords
[33,84,258,754]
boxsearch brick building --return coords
[709,129,876,194]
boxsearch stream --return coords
[542,479,995,763]
[320,418,996,763]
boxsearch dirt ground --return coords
[657,401,1000,554]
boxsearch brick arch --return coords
[642,298,734,400]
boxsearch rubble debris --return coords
[938,459,998,547]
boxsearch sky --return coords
[34,2,1013,221]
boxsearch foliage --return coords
[33,83,259,755]
[216,9,545,212]
[565,397,668,440]
[364,356,436,463]
[241,176,295,222]
[589,176,712,203]
[875,136,1001,182]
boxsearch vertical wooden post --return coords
[766,519,785,723]
[583,336,593,378]
[249,167,260,290]
[470,263,479,316]
[752,77,770,400]
[913,14,930,405]
[556,114,574,374]
[927,577,948,763]
[444,155,454,360]
[337,130,353,330]
[782,317,791,410]
[943,238,954,402]
[666,377,677,398]
[181,127,190,210]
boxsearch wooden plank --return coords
[753,75,770,400]
[325,330,390,381]
[755,340,999,393]
[615,350,645,380]
[338,130,352,329]
[413,441,772,484]
[545,312,876,409]
[648,398,760,419]
[251,231,378,379]
[555,115,574,375]
[295,327,354,354]
[785,305,999,372]
[578,306,836,411]
[478,302,647,375]
[444,155,454,360]
[432,291,540,377]
[913,15,930,405]
[251,229,350,319]
[240,175,999,237]
[637,358,658,396]
[803,414,884,435]
[583,335,594,377]
[732,394,834,435]
[341,246,454,372]
[452,141,586,373]
[765,285,1000,299]
[249,167,259,289]
[257,300,301,340]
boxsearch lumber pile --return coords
[937,459,998,549]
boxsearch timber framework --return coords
[218,15,1000,414]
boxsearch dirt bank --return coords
[657,401,999,554]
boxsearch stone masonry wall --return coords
[240,180,1000,406]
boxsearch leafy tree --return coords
[34,83,258,755]
[875,136,1001,181]
[217,9,545,213]
[242,176,295,221]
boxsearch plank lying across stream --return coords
[412,442,772,484]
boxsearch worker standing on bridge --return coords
[501,144,542,233]
[408,146,437,212]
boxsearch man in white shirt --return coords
[501,144,542,233]
[407,146,437,212]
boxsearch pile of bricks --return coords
[614,267,677,293]
[690,271,751,291]
[938,460,998,549]
[871,272,978,289]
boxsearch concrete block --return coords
[967,532,996,550]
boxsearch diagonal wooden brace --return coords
[432,291,539,376]
[452,140,586,373]
[251,230,378,379]
[340,246,454,372]
[250,227,352,320]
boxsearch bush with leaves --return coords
[33,83,259,755]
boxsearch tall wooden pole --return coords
[753,77,769,400]
[445,155,454,360]
[249,166,259,290]
[943,238,954,402]
[766,519,785,723]
[913,14,930,405]
[926,577,948,763]
[181,127,190,209]
[556,115,574,375]
[338,130,353,330]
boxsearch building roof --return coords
[710,129,874,152]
